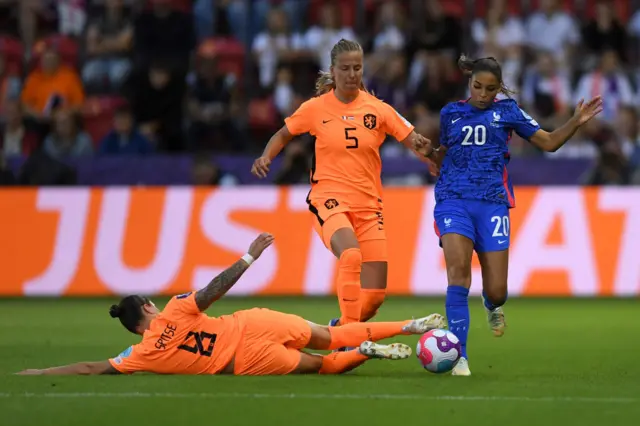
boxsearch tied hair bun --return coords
[109,305,121,318]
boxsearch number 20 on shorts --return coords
[491,215,510,237]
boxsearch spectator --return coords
[0,151,15,185]
[574,49,634,123]
[367,54,411,115]
[21,45,84,126]
[413,53,459,115]
[526,0,580,65]
[0,100,39,157]
[187,51,244,151]
[582,0,627,63]
[17,150,77,185]
[98,105,153,155]
[133,0,195,69]
[191,154,238,186]
[304,1,357,72]
[273,139,309,185]
[615,106,639,159]
[43,109,93,158]
[0,55,21,105]
[521,51,572,130]
[472,0,525,60]
[252,7,304,88]
[406,0,463,90]
[371,1,406,54]
[128,59,185,151]
[82,0,133,92]
[57,0,87,38]
[273,66,296,117]
[583,139,632,185]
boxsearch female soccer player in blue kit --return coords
[416,55,603,376]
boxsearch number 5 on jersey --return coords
[345,127,358,149]
[462,125,486,146]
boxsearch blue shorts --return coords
[434,199,510,253]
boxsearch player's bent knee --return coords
[306,322,332,350]
[483,286,508,306]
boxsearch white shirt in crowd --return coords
[304,26,357,71]
[252,32,305,87]
[526,11,580,60]
[574,71,634,123]
[471,16,526,53]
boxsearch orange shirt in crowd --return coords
[21,65,84,114]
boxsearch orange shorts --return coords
[307,195,388,262]
[233,308,312,376]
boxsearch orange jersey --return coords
[284,90,414,206]
[108,293,242,375]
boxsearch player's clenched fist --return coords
[411,134,433,157]
[248,233,275,259]
[251,156,271,178]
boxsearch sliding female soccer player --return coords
[414,56,603,376]
[17,233,446,376]
[251,39,435,331]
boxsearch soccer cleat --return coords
[402,313,447,334]
[358,341,412,360]
[485,305,506,337]
[451,357,471,376]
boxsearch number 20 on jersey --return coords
[461,125,487,146]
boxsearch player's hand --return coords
[425,157,440,177]
[248,233,275,259]
[411,134,432,156]
[574,96,603,126]
[251,156,271,179]
[16,369,43,375]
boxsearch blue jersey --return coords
[435,99,541,207]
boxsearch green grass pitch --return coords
[1,296,639,426]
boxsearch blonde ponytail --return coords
[315,71,336,96]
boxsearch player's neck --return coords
[333,89,360,104]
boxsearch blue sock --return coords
[482,290,508,311]
[446,285,470,359]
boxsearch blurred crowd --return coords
[0,0,639,186]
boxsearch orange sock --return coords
[327,321,410,350]
[336,248,362,324]
[319,350,368,374]
[360,289,386,322]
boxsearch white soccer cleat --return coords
[402,313,447,334]
[358,341,412,360]
[451,357,471,376]
[486,306,506,337]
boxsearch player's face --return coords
[469,71,500,109]
[331,50,364,94]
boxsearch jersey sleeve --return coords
[381,102,414,142]
[164,292,201,316]
[508,102,541,140]
[108,345,147,374]
[439,105,453,147]
[284,98,316,136]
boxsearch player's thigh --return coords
[472,201,511,253]
[435,200,475,287]
[353,208,388,289]
[307,197,359,256]
[234,340,303,376]
[238,308,312,349]
[477,249,509,302]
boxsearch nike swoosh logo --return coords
[322,119,332,124]
[450,319,465,324]
[452,118,461,123]
[498,240,507,244]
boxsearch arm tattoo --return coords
[195,259,250,311]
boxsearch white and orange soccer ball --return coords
[416,329,462,373]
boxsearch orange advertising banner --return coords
[1,187,639,297]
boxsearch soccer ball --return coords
[416,329,461,373]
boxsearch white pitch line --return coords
[0,392,636,404]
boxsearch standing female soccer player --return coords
[416,55,603,376]
[252,39,433,329]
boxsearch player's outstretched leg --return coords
[318,342,411,374]
[478,250,509,337]
[305,314,445,353]
[438,232,475,377]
